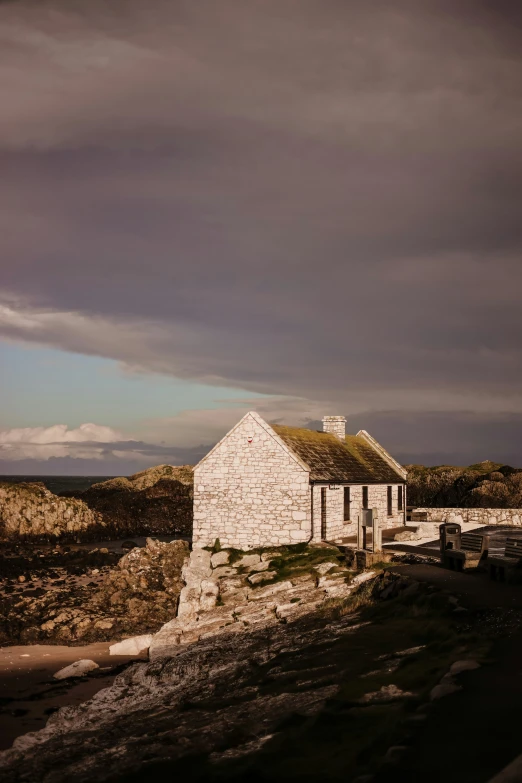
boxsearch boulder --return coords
[359,684,414,703]
[211,566,237,579]
[182,548,212,587]
[352,570,377,585]
[211,551,230,568]
[109,634,153,656]
[248,561,271,573]
[236,554,261,567]
[247,570,277,586]
[200,579,219,611]
[247,580,293,600]
[450,660,480,675]
[430,674,462,700]
[394,530,418,542]
[53,659,99,680]
[313,561,339,576]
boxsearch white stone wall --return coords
[414,507,522,527]
[193,413,312,549]
[313,483,406,542]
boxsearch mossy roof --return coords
[271,425,405,484]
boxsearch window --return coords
[398,485,403,511]
[343,486,351,521]
[387,486,393,516]
[321,487,327,539]
[362,486,368,509]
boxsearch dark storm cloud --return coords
[0,1,521,448]
[309,412,522,467]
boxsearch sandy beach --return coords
[0,642,146,750]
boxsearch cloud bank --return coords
[0,0,521,467]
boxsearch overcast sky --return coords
[1,0,521,474]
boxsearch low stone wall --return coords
[414,508,522,527]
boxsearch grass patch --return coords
[262,543,343,584]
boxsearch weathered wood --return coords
[487,537,522,582]
[443,533,489,571]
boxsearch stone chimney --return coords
[322,415,346,440]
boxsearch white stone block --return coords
[53,660,99,680]
[109,634,153,656]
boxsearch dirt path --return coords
[372,563,522,783]
[0,643,146,750]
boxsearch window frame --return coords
[343,486,351,521]
[362,486,368,510]
[387,485,393,516]
[321,487,327,539]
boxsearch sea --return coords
[0,476,116,494]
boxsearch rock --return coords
[260,550,280,562]
[236,554,261,567]
[219,576,246,595]
[248,561,271,573]
[67,465,193,538]
[247,570,277,586]
[211,566,237,579]
[179,585,201,604]
[313,561,339,576]
[394,530,418,542]
[450,660,480,675]
[317,573,346,588]
[352,570,377,585]
[323,582,354,598]
[53,659,99,680]
[384,746,408,763]
[200,579,219,611]
[182,548,212,587]
[148,618,182,658]
[177,599,199,623]
[94,619,114,630]
[430,674,462,700]
[234,603,277,627]
[17,575,26,583]
[121,540,139,551]
[248,580,293,600]
[359,684,414,703]
[0,482,104,542]
[401,581,420,597]
[211,551,230,567]
[109,635,153,656]
[276,600,323,621]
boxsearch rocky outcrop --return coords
[149,544,360,658]
[406,462,522,508]
[0,613,358,782]
[0,567,461,783]
[0,482,104,541]
[0,538,188,645]
[65,465,194,537]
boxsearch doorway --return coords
[321,487,327,539]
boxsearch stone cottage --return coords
[192,412,407,550]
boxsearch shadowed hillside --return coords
[406,461,522,508]
[62,465,194,537]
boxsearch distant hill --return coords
[63,464,194,537]
[406,461,522,508]
[0,476,116,495]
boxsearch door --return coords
[321,487,327,540]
